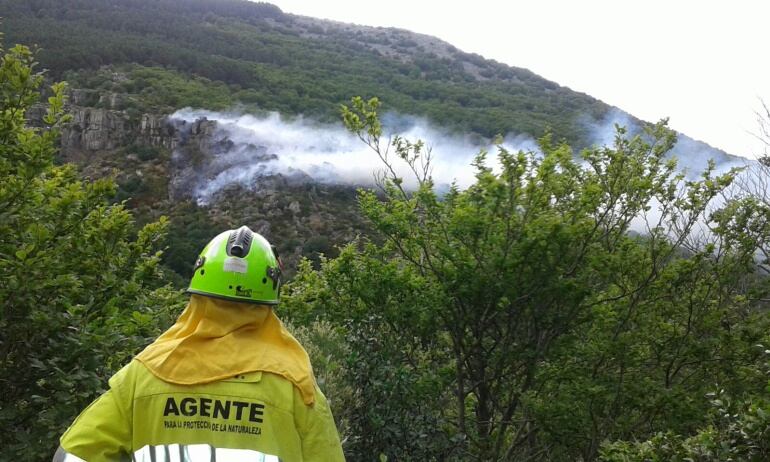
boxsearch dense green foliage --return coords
[64,65,245,116]
[0,0,610,146]
[279,98,770,460]
[0,44,185,460]
[600,391,770,461]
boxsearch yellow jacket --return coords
[55,296,345,461]
[57,361,344,461]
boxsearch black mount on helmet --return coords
[266,266,282,290]
[227,226,254,258]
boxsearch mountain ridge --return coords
[0,0,644,147]
[2,0,736,161]
[2,0,745,279]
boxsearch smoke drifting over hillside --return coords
[583,108,748,177]
[170,109,752,207]
[580,109,755,236]
[170,109,538,203]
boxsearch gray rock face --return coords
[55,91,175,159]
[61,108,173,152]
[168,117,220,202]
[62,107,130,151]
[25,104,48,128]
[140,114,176,149]
[34,88,318,205]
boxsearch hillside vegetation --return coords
[0,0,734,285]
[1,0,611,146]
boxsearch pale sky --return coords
[269,0,770,159]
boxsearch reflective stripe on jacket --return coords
[55,360,345,462]
[55,443,281,461]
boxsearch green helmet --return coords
[188,226,283,304]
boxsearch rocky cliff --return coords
[46,88,365,277]
[54,89,323,203]
[60,89,174,159]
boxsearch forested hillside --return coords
[0,0,737,282]
[3,0,614,145]
[1,0,737,279]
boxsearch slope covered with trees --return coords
[0,0,736,285]
[276,98,770,460]
[1,0,611,147]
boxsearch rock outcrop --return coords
[54,88,176,161]
[39,88,340,203]
[61,107,131,151]
[140,114,176,149]
[60,109,174,153]
[27,87,365,274]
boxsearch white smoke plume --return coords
[170,109,538,204]
[170,108,758,245]
[583,108,750,178]
[582,108,759,240]
[584,108,641,148]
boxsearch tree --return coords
[600,373,770,461]
[0,43,184,461]
[731,99,770,271]
[283,97,769,460]
[596,102,770,462]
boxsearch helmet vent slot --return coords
[227,226,254,257]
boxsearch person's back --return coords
[57,359,342,461]
[54,226,345,461]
